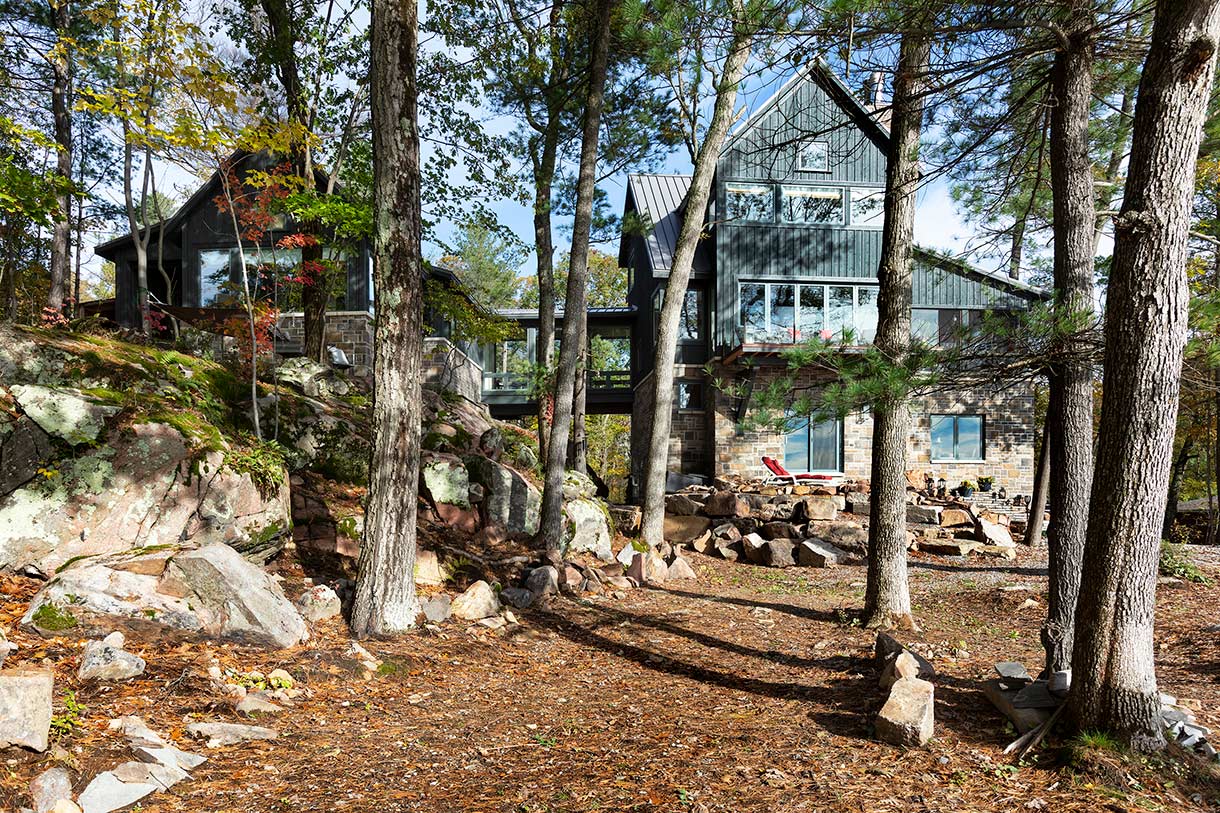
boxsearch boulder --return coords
[742,533,768,564]
[794,495,837,522]
[879,650,922,691]
[712,522,741,543]
[663,514,711,544]
[77,771,157,813]
[415,550,445,586]
[876,677,935,747]
[760,521,800,541]
[939,507,974,527]
[478,427,504,460]
[564,499,614,562]
[845,496,870,515]
[977,516,1015,547]
[499,587,533,609]
[714,539,744,561]
[626,552,645,583]
[808,521,869,556]
[0,667,52,751]
[525,566,559,598]
[667,555,698,580]
[798,539,845,568]
[465,457,540,536]
[643,552,669,585]
[30,766,74,813]
[874,633,936,680]
[976,543,1017,560]
[919,539,978,557]
[185,722,278,748]
[664,494,701,516]
[421,456,470,509]
[690,530,714,555]
[78,639,145,681]
[420,594,452,622]
[23,544,308,649]
[0,423,291,576]
[10,384,119,445]
[906,504,943,525]
[0,414,53,497]
[450,580,500,620]
[295,585,341,622]
[703,491,750,518]
[608,505,641,536]
[761,539,796,568]
[562,470,597,501]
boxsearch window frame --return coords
[784,413,845,474]
[798,140,831,173]
[849,187,885,229]
[654,287,704,345]
[724,182,775,223]
[780,184,845,226]
[739,281,879,345]
[674,379,704,413]
[929,413,987,462]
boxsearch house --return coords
[616,62,1047,498]
[94,152,377,365]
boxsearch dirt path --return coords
[4,549,1219,812]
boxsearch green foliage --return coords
[1159,542,1211,584]
[441,221,526,309]
[424,277,521,346]
[1073,730,1122,753]
[32,602,78,632]
[50,691,86,739]
[223,440,287,495]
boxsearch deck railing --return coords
[481,368,631,396]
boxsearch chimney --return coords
[865,71,884,109]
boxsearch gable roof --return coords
[720,59,891,158]
[621,173,712,276]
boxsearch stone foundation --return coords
[277,311,374,367]
[630,366,715,490]
[708,362,1037,498]
[422,337,482,404]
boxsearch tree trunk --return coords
[1042,6,1096,677]
[1007,215,1025,280]
[351,0,425,637]
[1025,414,1051,545]
[534,112,561,466]
[639,9,755,549]
[47,0,72,317]
[571,315,588,473]
[537,0,613,551]
[862,29,929,631]
[1163,436,1194,540]
[1069,0,1220,752]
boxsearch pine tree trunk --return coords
[1042,7,1096,676]
[639,11,754,549]
[1025,415,1051,545]
[1007,215,1025,280]
[1069,0,1220,751]
[572,317,588,474]
[538,0,613,551]
[862,29,928,630]
[351,0,425,637]
[533,123,560,463]
[1163,436,1194,539]
[47,0,72,316]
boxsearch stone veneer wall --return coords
[630,366,714,489]
[709,363,1037,498]
[278,311,374,367]
[421,337,483,404]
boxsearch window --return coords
[799,140,830,172]
[676,381,703,411]
[782,186,844,225]
[931,414,985,461]
[912,309,940,344]
[198,249,236,306]
[785,415,843,473]
[726,183,773,222]
[678,289,702,342]
[739,282,879,344]
[850,187,885,227]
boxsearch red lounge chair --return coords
[761,456,837,485]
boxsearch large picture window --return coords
[725,183,774,222]
[198,248,237,306]
[782,186,844,225]
[930,414,985,461]
[740,282,879,345]
[785,415,843,473]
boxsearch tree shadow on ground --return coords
[910,560,1048,578]
[656,585,847,624]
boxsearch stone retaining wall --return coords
[278,311,374,367]
[422,337,483,404]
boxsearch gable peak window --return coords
[799,140,830,172]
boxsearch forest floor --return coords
[5,544,1220,813]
